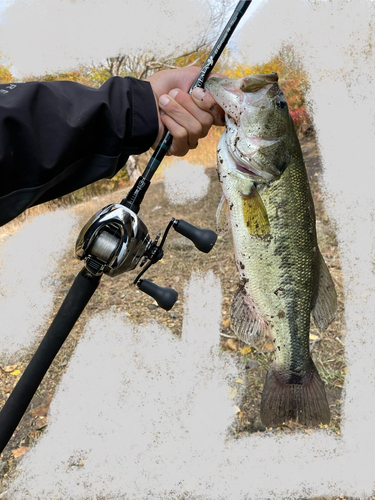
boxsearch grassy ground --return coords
[0,132,348,499]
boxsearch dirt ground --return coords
[0,133,348,499]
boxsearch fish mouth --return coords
[204,75,277,117]
[206,74,284,182]
[205,74,277,95]
[204,77,245,117]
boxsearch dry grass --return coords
[0,202,63,239]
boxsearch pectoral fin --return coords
[241,186,270,236]
[216,194,231,234]
[311,251,337,330]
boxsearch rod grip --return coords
[0,268,101,454]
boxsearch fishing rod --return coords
[0,0,251,455]
[124,0,251,214]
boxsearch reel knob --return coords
[137,279,178,311]
[173,219,217,253]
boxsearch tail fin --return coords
[260,363,330,427]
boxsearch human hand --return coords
[145,66,225,156]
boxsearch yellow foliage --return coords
[174,48,212,69]
[86,67,112,88]
[224,60,284,80]
[24,68,92,87]
[0,65,15,84]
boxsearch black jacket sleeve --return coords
[0,76,159,227]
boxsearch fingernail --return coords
[192,87,206,100]
[159,95,170,106]
[169,89,179,99]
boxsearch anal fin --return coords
[311,250,337,331]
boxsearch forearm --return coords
[0,76,159,226]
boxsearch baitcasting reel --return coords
[75,203,217,310]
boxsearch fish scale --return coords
[263,146,316,371]
[205,73,337,427]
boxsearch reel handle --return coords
[174,219,217,253]
[137,279,178,311]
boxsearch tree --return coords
[86,0,234,83]
[4,0,236,196]
[79,0,235,184]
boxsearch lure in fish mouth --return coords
[205,73,337,428]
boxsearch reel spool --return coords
[76,204,151,277]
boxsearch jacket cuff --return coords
[128,78,159,151]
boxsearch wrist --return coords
[129,78,160,151]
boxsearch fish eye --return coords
[275,99,287,110]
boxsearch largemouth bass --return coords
[204,73,337,427]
